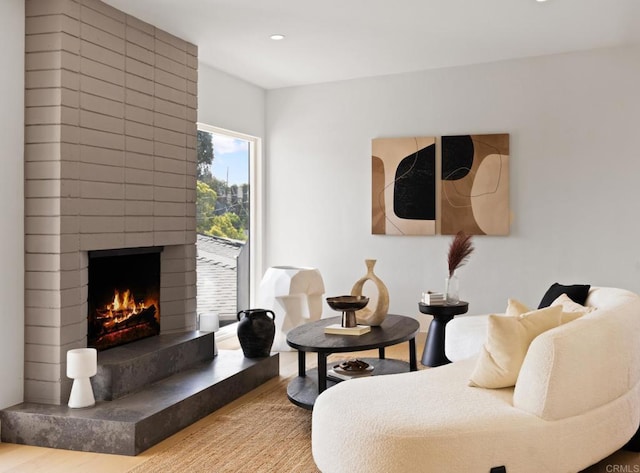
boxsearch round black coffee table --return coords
[286,314,419,410]
[419,301,468,367]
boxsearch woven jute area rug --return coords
[129,377,319,473]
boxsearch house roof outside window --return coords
[196,234,244,326]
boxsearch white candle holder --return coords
[66,348,97,409]
[198,312,220,332]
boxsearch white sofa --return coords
[312,287,640,473]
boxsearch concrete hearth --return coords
[1,332,279,455]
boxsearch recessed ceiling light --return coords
[270,34,285,41]
[536,0,548,2]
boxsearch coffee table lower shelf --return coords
[286,357,411,410]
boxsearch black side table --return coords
[419,301,468,367]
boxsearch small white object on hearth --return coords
[66,348,97,409]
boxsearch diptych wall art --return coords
[372,137,436,235]
[371,133,509,236]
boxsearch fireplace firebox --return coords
[88,247,162,351]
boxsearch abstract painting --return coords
[441,133,510,235]
[372,137,436,235]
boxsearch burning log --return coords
[88,288,160,351]
[96,305,157,335]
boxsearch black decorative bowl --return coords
[326,295,369,312]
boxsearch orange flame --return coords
[108,289,145,314]
[97,289,156,328]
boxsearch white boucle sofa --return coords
[312,287,640,473]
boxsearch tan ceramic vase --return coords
[350,259,389,326]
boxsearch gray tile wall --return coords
[24,0,198,404]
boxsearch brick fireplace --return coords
[1,0,278,454]
[24,0,198,405]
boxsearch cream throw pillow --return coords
[551,293,595,323]
[469,301,562,388]
[505,298,529,317]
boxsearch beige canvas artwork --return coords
[440,134,510,235]
[372,137,436,235]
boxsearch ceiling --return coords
[102,0,640,90]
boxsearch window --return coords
[195,124,261,327]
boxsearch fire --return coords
[97,289,155,329]
[109,289,145,314]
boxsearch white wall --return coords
[0,0,24,409]
[197,62,266,304]
[265,45,640,323]
[198,63,265,138]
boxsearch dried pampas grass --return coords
[448,231,474,277]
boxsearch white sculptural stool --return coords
[67,348,97,408]
[258,266,325,351]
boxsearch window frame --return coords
[196,122,263,307]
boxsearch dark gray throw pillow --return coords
[538,283,591,309]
